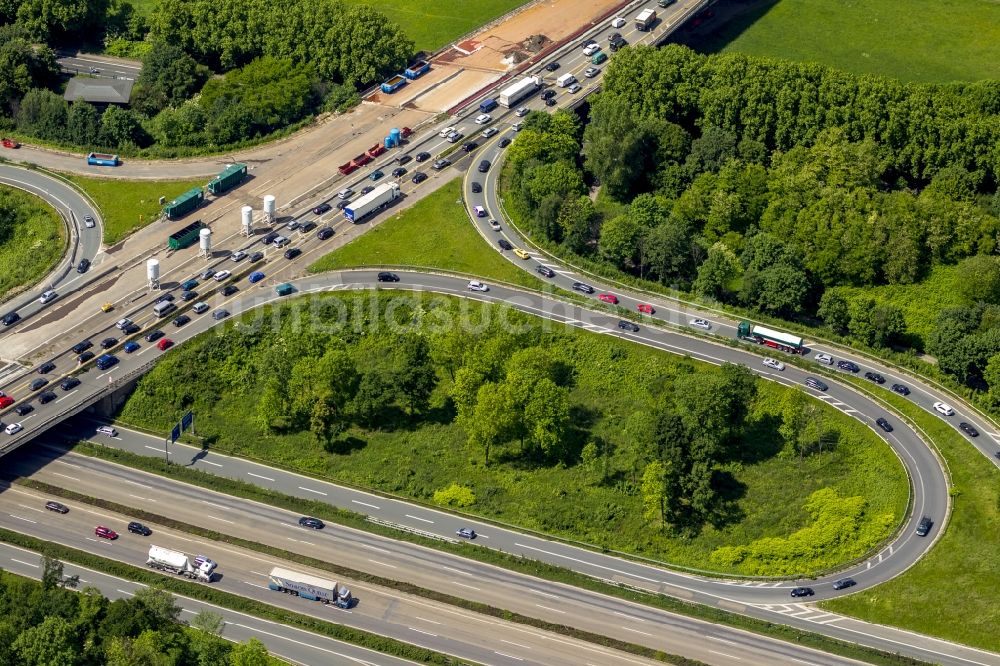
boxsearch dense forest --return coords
[504,44,1000,402]
[0,0,412,152]
[0,559,277,665]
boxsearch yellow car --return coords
[513,248,530,260]
[100,302,114,312]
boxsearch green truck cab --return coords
[591,51,608,65]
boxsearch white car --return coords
[515,107,529,117]
[231,250,247,262]
[611,16,626,28]
[583,44,601,56]
[338,188,353,199]
[511,122,523,132]
[83,215,96,228]
[933,401,955,416]
[192,302,209,314]
[5,423,23,435]
[438,126,456,137]
[115,318,132,330]
[96,425,117,437]
[213,270,231,281]
[568,83,582,94]
[584,67,600,78]
[468,280,489,292]
[475,113,492,124]
[39,290,57,304]
[489,219,501,231]
[689,318,712,331]
[481,127,499,138]
[763,358,785,371]
[814,352,833,365]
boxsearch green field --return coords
[688,0,1000,83]
[310,178,544,290]
[0,185,66,299]
[63,174,206,245]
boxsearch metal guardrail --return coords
[366,516,458,543]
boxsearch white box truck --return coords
[146,545,216,582]
[267,566,352,608]
[556,73,576,88]
[498,77,541,107]
[343,182,400,223]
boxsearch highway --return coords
[56,52,142,81]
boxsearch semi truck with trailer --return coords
[146,545,217,582]
[404,60,430,79]
[167,220,205,250]
[635,8,657,30]
[164,188,205,219]
[267,566,352,608]
[497,77,540,107]
[344,182,400,223]
[207,163,247,195]
[87,152,120,166]
[737,321,804,354]
[381,74,407,94]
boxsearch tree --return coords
[393,334,436,415]
[12,615,80,666]
[310,398,344,447]
[66,101,100,146]
[190,611,228,666]
[742,263,810,316]
[15,87,68,141]
[848,297,906,348]
[466,381,514,464]
[228,637,271,666]
[955,255,1000,305]
[598,214,644,269]
[818,289,851,333]
[99,106,149,149]
[693,242,742,301]
[556,195,599,255]
[984,353,1000,408]
[41,554,64,590]
[13,0,105,42]
[523,378,570,458]
[0,34,59,113]
[131,41,209,116]
[640,459,667,525]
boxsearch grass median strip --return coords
[71,441,931,666]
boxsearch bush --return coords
[433,484,477,507]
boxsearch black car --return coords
[317,226,334,240]
[29,378,48,391]
[411,172,428,184]
[498,238,513,251]
[122,322,141,335]
[471,182,482,193]
[837,360,860,373]
[545,61,560,71]
[38,362,56,374]
[313,202,332,215]
[415,152,431,162]
[249,251,264,262]
[76,258,90,273]
[145,329,164,342]
[70,340,92,354]
[298,516,325,530]
[545,97,557,107]
[540,89,556,100]
[283,247,302,260]
[397,154,412,165]
[478,159,491,172]
[221,285,239,296]
[39,390,57,404]
[128,521,152,536]
[804,377,828,391]
[916,515,933,536]
[336,200,350,210]
[891,383,910,396]
[609,32,622,43]
[618,320,639,332]
[180,290,198,301]
[377,272,400,282]
[100,337,118,349]
[14,403,33,416]
[299,221,317,233]
[360,185,375,195]
[462,141,478,153]
[45,501,69,514]
[2,312,20,326]
[59,377,80,391]
[832,578,856,590]
[572,282,595,294]
[77,351,94,364]
[580,37,597,48]
[499,137,511,148]
[536,265,555,278]
[263,232,279,245]
[172,314,191,327]
[790,587,814,598]
[864,371,885,384]
[391,167,407,177]
[959,422,980,437]
[156,293,175,303]
[875,417,893,432]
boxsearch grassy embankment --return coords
[0,185,66,298]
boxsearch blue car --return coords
[123,341,140,353]
[95,354,118,370]
[248,271,265,284]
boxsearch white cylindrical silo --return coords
[146,258,160,289]
[241,205,253,237]
[199,227,212,257]
[263,195,276,224]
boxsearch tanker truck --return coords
[146,545,217,582]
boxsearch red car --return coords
[637,303,655,314]
[598,293,619,305]
[157,338,174,351]
[0,395,13,409]
[1,138,20,149]
[94,525,118,540]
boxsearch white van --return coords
[153,301,176,318]
[556,73,576,88]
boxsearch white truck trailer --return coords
[497,77,541,107]
[344,182,400,223]
[267,566,353,608]
[146,545,217,582]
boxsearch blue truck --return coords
[404,60,431,79]
[381,74,407,94]
[87,152,120,166]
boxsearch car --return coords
[38,362,56,374]
[598,292,619,304]
[39,290,57,304]
[392,167,407,178]
[864,371,886,384]
[338,200,352,210]
[115,318,133,331]
[200,268,216,281]
[377,272,400,282]
[415,151,431,162]
[30,378,48,391]
[832,578,856,590]
[471,182,482,194]
[438,126,456,138]
[890,383,910,396]
[541,89,556,100]
[790,587,814,598]
[933,401,955,416]
[875,417,893,432]
[172,314,190,327]
[573,282,595,294]
[181,279,199,291]
[568,83,582,94]
[584,67,600,78]
[77,258,91,273]
[249,251,264,262]
[221,285,239,296]
[101,302,114,312]
[77,351,94,364]
[5,423,23,435]
[298,516,325,530]
[536,265,555,278]
[94,525,118,540]
[814,353,833,365]
[916,515,933,536]
[805,377,828,391]
[144,329,164,342]
[356,189,370,199]
[338,188,354,200]
[498,239,513,251]
[97,425,117,437]
[432,159,451,171]
[499,137,511,148]
[299,221,316,233]
[123,341,140,353]
[180,290,198,302]
[583,44,601,56]
[581,37,597,48]
[45,501,69,514]
[489,219,501,231]
[618,320,639,332]
[689,318,711,330]
[14,404,33,416]
[481,127,499,139]
[515,107,529,117]
[60,375,81,390]
[157,338,174,351]
[544,62,560,72]
[513,248,530,260]
[96,353,118,371]
[155,293,174,304]
[82,214,96,228]
[100,337,118,349]
[959,422,980,437]
[128,522,152,536]
[39,390,57,404]
[396,154,412,165]
[456,527,477,539]
[511,122,523,131]
[478,160,491,173]
[192,302,209,314]
[475,113,492,124]
[214,270,232,282]
[468,280,489,292]
[213,309,229,320]
[763,358,785,371]
[283,247,301,260]
[70,340,92,354]
[248,271,266,284]
[474,205,486,218]
[609,32,622,42]
[273,235,289,248]
[0,396,12,409]
[122,323,140,335]
[611,16,626,28]
[544,97,557,107]
[411,172,428,184]
[447,131,462,143]
[2,312,19,326]
[837,360,860,373]
[369,170,384,182]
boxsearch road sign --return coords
[170,424,181,444]
[181,411,193,430]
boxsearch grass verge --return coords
[0,185,66,299]
[70,441,930,666]
[309,178,544,289]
